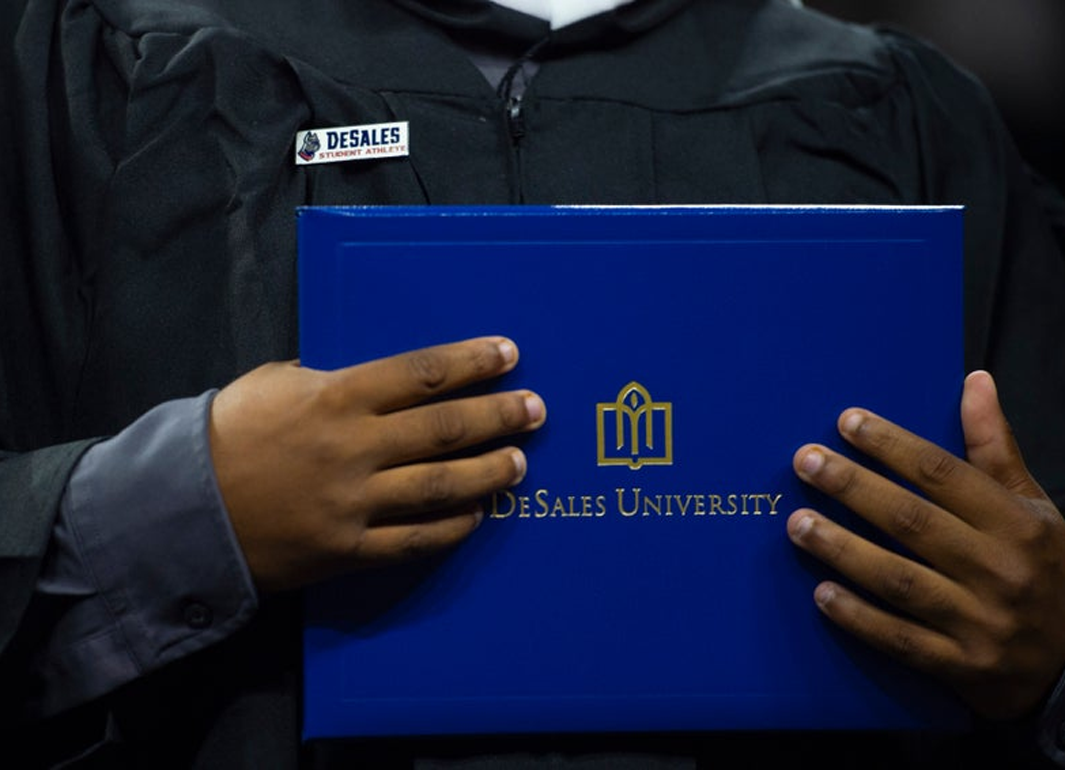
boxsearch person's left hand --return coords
[788,369,1065,720]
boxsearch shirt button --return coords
[184,602,213,630]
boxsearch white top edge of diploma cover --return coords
[297,205,968,739]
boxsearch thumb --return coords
[962,370,1044,498]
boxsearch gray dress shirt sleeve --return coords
[26,391,259,718]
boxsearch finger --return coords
[330,336,521,414]
[373,390,546,467]
[787,509,977,632]
[804,578,965,681]
[961,370,1046,499]
[361,446,528,523]
[793,443,977,565]
[355,502,487,566]
[832,407,1027,533]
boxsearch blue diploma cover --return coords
[298,205,968,739]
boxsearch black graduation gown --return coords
[2,0,1064,766]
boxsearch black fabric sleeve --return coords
[885,29,1065,510]
[0,443,97,654]
[0,0,89,661]
[0,0,106,701]
[885,31,1065,769]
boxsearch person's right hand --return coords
[208,336,545,593]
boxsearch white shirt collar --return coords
[491,0,636,30]
[490,1,804,30]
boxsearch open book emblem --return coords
[596,381,673,469]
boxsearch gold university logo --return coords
[596,381,673,469]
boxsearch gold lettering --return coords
[490,490,516,519]
[616,487,640,517]
[580,495,597,517]
[493,487,782,521]
[542,494,565,518]
[535,488,550,517]
[643,494,665,517]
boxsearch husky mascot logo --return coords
[596,381,674,469]
[298,131,321,162]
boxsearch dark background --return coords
[807,0,1065,194]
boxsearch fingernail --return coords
[498,339,518,367]
[840,410,864,435]
[789,514,814,540]
[524,393,546,426]
[798,448,825,477]
[472,504,485,528]
[510,449,527,484]
[814,583,836,609]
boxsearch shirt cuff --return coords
[28,391,258,717]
